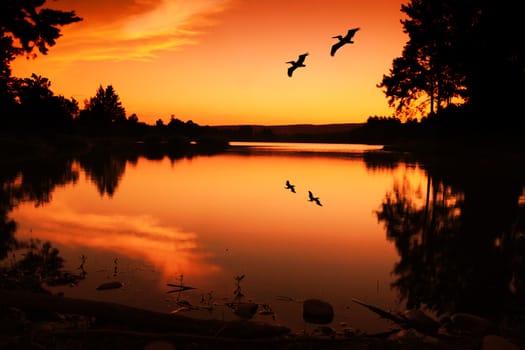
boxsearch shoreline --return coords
[2,289,524,349]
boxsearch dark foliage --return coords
[0,0,81,58]
[77,85,127,130]
[0,0,81,130]
[374,154,525,324]
[379,0,525,125]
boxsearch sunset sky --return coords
[12,0,408,126]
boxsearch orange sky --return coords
[12,0,408,126]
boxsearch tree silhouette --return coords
[0,0,81,126]
[0,0,82,59]
[79,85,127,128]
[458,0,524,121]
[380,0,524,123]
[379,0,466,119]
[0,37,18,116]
[13,73,79,130]
[128,113,139,124]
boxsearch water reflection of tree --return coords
[0,157,85,289]
[15,158,79,206]
[0,166,18,259]
[77,153,127,197]
[376,159,525,323]
[76,147,205,197]
[0,149,220,291]
[0,158,78,243]
[0,203,17,260]
[0,158,78,259]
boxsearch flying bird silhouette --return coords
[285,180,296,193]
[308,190,322,206]
[330,28,360,56]
[286,53,308,77]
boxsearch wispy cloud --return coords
[55,0,233,62]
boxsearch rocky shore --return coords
[1,289,524,350]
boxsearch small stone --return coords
[233,302,258,320]
[303,299,334,325]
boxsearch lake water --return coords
[3,141,525,335]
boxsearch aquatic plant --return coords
[0,240,86,291]
[78,254,87,278]
[199,290,215,313]
[166,274,196,294]
[113,257,118,277]
[225,274,277,321]
[232,274,245,302]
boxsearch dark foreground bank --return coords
[1,289,524,350]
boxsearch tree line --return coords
[1,0,524,142]
[0,0,214,140]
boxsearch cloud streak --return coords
[54,0,233,62]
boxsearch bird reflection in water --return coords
[308,190,322,206]
[285,180,296,193]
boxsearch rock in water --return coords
[233,302,259,320]
[303,299,334,325]
[96,281,123,290]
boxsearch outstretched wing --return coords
[296,53,308,65]
[330,42,344,56]
[344,27,360,41]
[287,65,296,77]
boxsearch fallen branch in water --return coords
[351,298,441,335]
[166,284,196,293]
[351,298,406,325]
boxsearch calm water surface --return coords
[6,142,525,334]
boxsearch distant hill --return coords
[213,123,364,142]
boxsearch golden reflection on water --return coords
[14,207,216,278]
[11,147,429,332]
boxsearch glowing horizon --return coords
[11,0,408,126]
